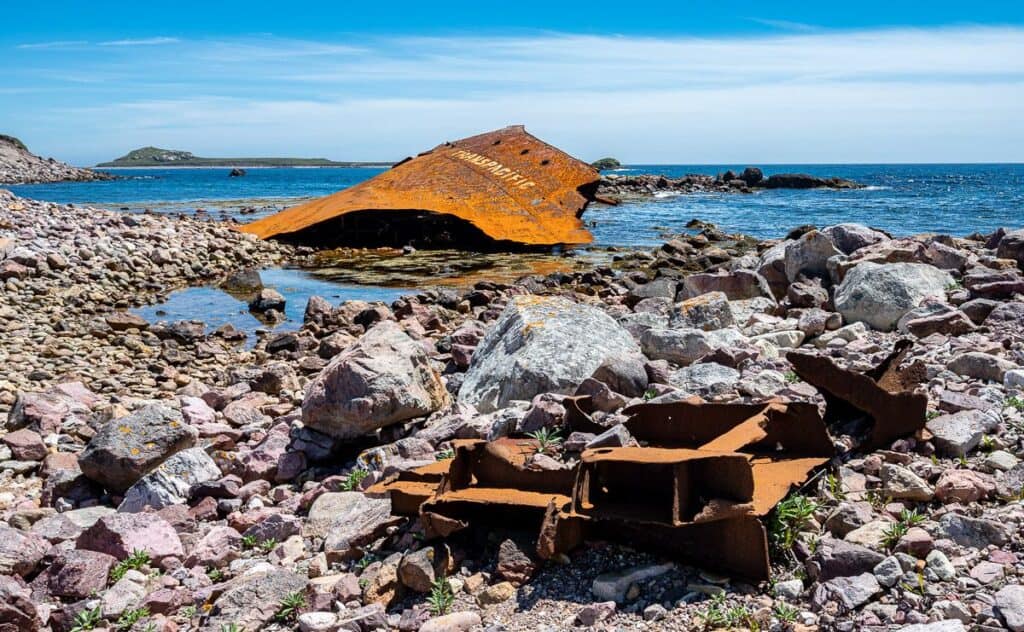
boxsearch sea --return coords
[8,163,1023,338]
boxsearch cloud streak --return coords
[98,37,180,47]
[5,26,1024,164]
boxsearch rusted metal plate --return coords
[238,126,599,247]
[365,459,450,515]
[787,340,928,450]
[572,447,754,526]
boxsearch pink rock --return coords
[895,527,934,558]
[242,513,301,543]
[77,512,184,561]
[32,549,115,599]
[969,560,1004,584]
[180,396,216,426]
[935,469,996,503]
[185,526,242,569]
[0,524,50,577]
[3,428,48,461]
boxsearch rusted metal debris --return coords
[367,348,927,580]
[787,340,928,450]
[238,126,599,247]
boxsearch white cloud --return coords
[98,37,180,47]
[16,40,88,49]
[9,26,1024,164]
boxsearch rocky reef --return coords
[0,135,115,185]
[2,188,1024,631]
[597,166,861,199]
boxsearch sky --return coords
[3,1,1024,165]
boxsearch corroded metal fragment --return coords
[238,126,599,247]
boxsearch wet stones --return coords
[302,320,449,440]
[459,296,639,412]
[78,403,197,492]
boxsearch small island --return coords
[97,146,393,168]
[591,157,622,170]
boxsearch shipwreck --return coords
[238,126,600,249]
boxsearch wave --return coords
[859,185,892,191]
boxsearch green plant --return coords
[643,387,658,401]
[945,281,962,291]
[259,538,278,553]
[926,410,941,421]
[274,590,306,623]
[958,454,969,467]
[436,448,454,461]
[116,606,150,631]
[342,468,369,491]
[220,624,242,632]
[110,549,151,583]
[900,508,927,527]
[141,624,157,632]
[824,473,846,500]
[241,534,258,549]
[427,575,455,616]
[526,427,564,455]
[69,605,103,632]
[699,592,759,630]
[206,567,226,582]
[355,553,378,571]
[180,604,197,619]
[980,435,996,452]
[881,521,909,550]
[768,494,818,558]
[1008,396,1024,412]
[773,601,799,623]
[783,370,801,384]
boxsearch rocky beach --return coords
[0,136,114,186]
[2,176,1024,632]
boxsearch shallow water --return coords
[133,268,409,343]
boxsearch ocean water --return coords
[8,163,1024,246]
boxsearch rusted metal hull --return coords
[238,126,599,247]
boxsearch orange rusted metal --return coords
[238,126,599,246]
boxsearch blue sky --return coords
[3,1,1024,165]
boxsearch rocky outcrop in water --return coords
[0,135,114,185]
[596,167,862,199]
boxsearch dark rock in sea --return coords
[764,173,862,189]
[229,168,246,177]
[739,167,763,186]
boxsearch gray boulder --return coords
[459,297,639,412]
[822,223,889,255]
[640,327,745,366]
[678,270,773,301]
[118,447,221,512]
[669,362,740,394]
[78,403,197,492]
[205,568,307,631]
[946,352,1018,383]
[669,291,734,331]
[995,584,1024,631]
[303,320,449,439]
[785,230,841,281]
[996,228,1024,268]
[834,262,953,331]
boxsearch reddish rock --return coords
[895,527,934,558]
[0,524,49,577]
[33,549,115,599]
[0,575,42,631]
[935,469,996,503]
[77,512,184,562]
[496,538,538,586]
[3,428,47,461]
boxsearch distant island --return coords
[97,146,393,168]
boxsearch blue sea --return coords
[7,163,1023,336]
[9,164,1024,245]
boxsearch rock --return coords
[785,230,841,281]
[243,513,302,543]
[105,311,149,331]
[590,355,648,398]
[577,601,617,626]
[926,550,956,581]
[0,524,49,577]
[2,428,47,461]
[811,538,885,581]
[844,520,892,550]
[897,623,966,632]
[873,556,903,587]
[419,611,482,632]
[678,270,772,300]
[77,512,184,561]
[669,292,734,331]
[78,403,197,492]
[101,573,148,618]
[459,296,639,412]
[33,549,115,599]
[229,167,246,177]
[927,410,999,457]
[591,562,673,603]
[812,573,881,611]
[303,320,449,439]
[773,579,804,599]
[669,362,740,394]
[249,287,286,312]
[938,512,1010,548]
[822,223,889,255]
[1006,369,1024,388]
[0,575,42,631]
[984,450,1019,471]
[834,262,953,331]
[996,584,1024,631]
[119,447,221,512]
[205,568,307,631]
[298,611,337,632]
[996,228,1024,268]
[947,351,1018,382]
[476,581,516,605]
[306,492,397,562]
[399,547,440,593]
[497,538,538,586]
[641,327,745,366]
[880,463,934,501]
[185,525,242,568]
[935,469,995,503]
[895,527,933,557]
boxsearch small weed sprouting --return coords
[699,592,759,630]
[206,567,226,582]
[526,426,564,455]
[355,552,378,571]
[783,370,801,384]
[427,575,455,616]
[1007,396,1024,412]
[773,601,799,623]
[768,494,817,559]
[110,549,151,583]
[241,534,258,549]
[881,521,909,550]
[69,605,103,632]
[900,508,927,527]
[219,624,242,632]
[342,468,369,491]
[436,448,454,461]
[259,538,278,553]
[179,604,197,619]
[824,473,846,501]
[643,387,659,401]
[979,435,996,452]
[926,410,941,421]
[274,590,306,623]
[115,606,150,631]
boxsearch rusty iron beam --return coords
[365,459,450,515]
[787,340,927,450]
[238,126,599,247]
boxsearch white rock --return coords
[834,262,953,331]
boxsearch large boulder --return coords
[0,524,49,577]
[77,512,184,562]
[784,230,841,282]
[821,224,889,255]
[996,229,1024,268]
[118,447,221,512]
[834,262,953,331]
[459,297,639,412]
[205,568,307,631]
[302,320,449,439]
[78,403,197,492]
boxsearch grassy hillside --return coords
[97,146,391,168]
